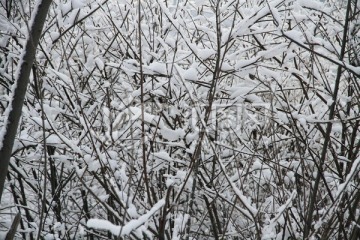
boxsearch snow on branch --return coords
[87,199,165,237]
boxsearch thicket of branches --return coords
[0,0,359,239]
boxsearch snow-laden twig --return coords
[87,199,165,237]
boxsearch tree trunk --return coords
[0,0,52,202]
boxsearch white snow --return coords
[87,199,165,237]
[50,31,60,41]
[160,127,185,141]
[221,62,233,71]
[46,134,62,145]
[87,219,120,236]
[197,48,216,60]
[71,0,86,9]
[297,0,323,10]
[129,107,184,141]
[183,67,198,81]
[129,107,156,123]
[229,87,254,99]
[153,151,173,162]
[147,62,168,75]
[95,57,105,70]
[171,214,189,240]
[235,57,260,70]
[283,30,304,43]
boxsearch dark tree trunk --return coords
[0,0,52,202]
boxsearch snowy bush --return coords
[0,0,359,239]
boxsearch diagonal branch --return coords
[0,0,52,202]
